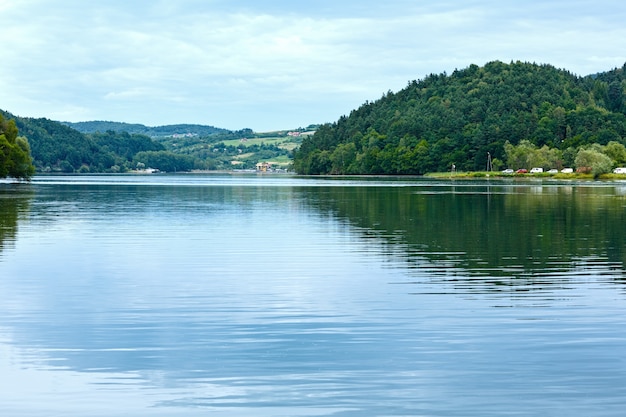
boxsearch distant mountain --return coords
[293,60,626,175]
[63,121,231,137]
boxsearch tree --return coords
[575,147,613,177]
[133,151,195,172]
[607,81,624,113]
[330,142,357,174]
[504,140,563,170]
[504,140,536,169]
[603,141,626,165]
[0,115,35,180]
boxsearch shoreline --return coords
[425,171,626,181]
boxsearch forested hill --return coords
[63,121,230,137]
[0,110,167,173]
[0,110,295,173]
[293,60,626,175]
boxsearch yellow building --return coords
[256,162,272,172]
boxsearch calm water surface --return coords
[1,174,626,416]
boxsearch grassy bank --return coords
[422,171,626,180]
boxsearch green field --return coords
[266,155,292,166]
[220,136,299,151]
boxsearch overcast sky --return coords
[1,0,625,131]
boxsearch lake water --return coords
[1,174,626,416]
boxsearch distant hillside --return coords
[0,110,298,172]
[0,110,168,172]
[63,121,231,137]
[293,60,626,175]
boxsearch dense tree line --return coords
[503,139,626,177]
[133,151,196,172]
[3,111,224,173]
[90,130,165,158]
[293,61,626,175]
[155,129,252,151]
[4,113,168,173]
[1,110,292,173]
[0,114,35,179]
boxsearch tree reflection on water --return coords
[299,181,626,288]
[0,186,31,256]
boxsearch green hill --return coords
[1,111,168,173]
[63,121,230,138]
[0,110,299,172]
[293,60,626,175]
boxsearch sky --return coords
[1,0,625,132]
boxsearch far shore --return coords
[14,169,626,182]
[425,171,626,180]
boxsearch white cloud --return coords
[1,0,625,130]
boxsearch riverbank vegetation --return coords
[293,61,626,176]
[0,114,35,180]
